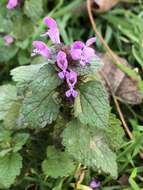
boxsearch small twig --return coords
[75,164,86,186]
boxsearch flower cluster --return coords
[32,17,97,98]
[7,0,18,9]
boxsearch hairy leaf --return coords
[24,0,44,21]
[17,51,30,65]
[74,81,110,128]
[13,17,34,40]
[18,65,62,128]
[11,63,46,84]
[0,15,13,33]
[12,133,29,152]
[0,149,12,158]
[105,114,125,151]
[0,85,17,120]
[42,146,75,178]
[0,126,11,143]
[0,153,22,188]
[62,120,117,178]
[0,45,18,62]
[4,100,22,129]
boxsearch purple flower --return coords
[80,46,95,66]
[89,178,101,189]
[66,71,77,87]
[56,51,68,79]
[66,71,78,98]
[42,17,60,44]
[66,87,78,98]
[70,37,96,66]
[7,0,18,9]
[3,35,14,45]
[70,41,84,60]
[31,41,51,59]
[86,37,96,47]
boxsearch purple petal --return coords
[66,71,77,87]
[7,0,18,9]
[56,51,68,70]
[3,35,13,45]
[43,17,60,44]
[90,179,101,189]
[83,47,95,58]
[43,17,58,28]
[71,89,78,97]
[72,41,85,49]
[58,71,67,79]
[66,89,72,97]
[70,48,82,60]
[86,37,96,47]
[70,41,84,60]
[48,28,60,44]
[65,88,78,98]
[79,60,86,66]
[79,47,95,65]
[32,41,51,59]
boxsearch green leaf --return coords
[0,127,11,143]
[4,100,22,129]
[0,45,18,62]
[0,152,22,188]
[13,17,34,40]
[104,114,125,151]
[12,133,29,152]
[129,168,140,190]
[0,127,12,157]
[132,45,143,67]
[0,149,12,158]
[62,120,117,178]
[11,63,46,84]
[16,39,29,50]
[74,81,110,128]
[52,179,64,190]
[17,51,30,65]
[42,146,75,178]
[18,65,62,128]
[24,0,44,21]
[104,13,139,43]
[0,85,17,120]
[11,63,47,95]
[0,15,13,33]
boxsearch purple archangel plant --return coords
[32,16,97,98]
[0,16,121,189]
